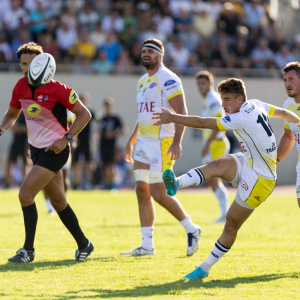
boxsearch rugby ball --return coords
[28,53,56,87]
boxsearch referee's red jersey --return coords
[10,77,78,149]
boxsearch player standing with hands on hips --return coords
[152,78,300,278]
[121,38,200,256]
[0,42,94,263]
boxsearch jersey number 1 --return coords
[256,113,273,137]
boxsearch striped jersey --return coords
[136,64,184,140]
[201,89,226,140]
[282,97,300,156]
[217,99,277,180]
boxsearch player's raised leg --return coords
[44,170,94,261]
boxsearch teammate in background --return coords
[44,110,76,214]
[152,78,300,278]
[277,62,300,206]
[99,97,125,189]
[0,42,94,263]
[121,38,200,256]
[73,92,97,190]
[4,111,29,188]
[195,70,229,223]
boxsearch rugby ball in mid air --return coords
[28,53,56,87]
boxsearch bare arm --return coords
[152,107,219,130]
[0,107,22,136]
[277,128,295,163]
[168,94,187,160]
[271,106,300,124]
[124,120,139,163]
[45,100,91,154]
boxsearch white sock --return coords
[141,226,154,251]
[214,186,229,216]
[179,215,197,234]
[45,197,54,212]
[200,240,230,272]
[178,168,205,188]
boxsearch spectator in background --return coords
[119,25,138,49]
[243,0,266,30]
[0,0,11,24]
[73,92,98,190]
[193,6,216,38]
[152,11,174,36]
[99,32,122,63]
[0,34,13,62]
[3,112,28,189]
[129,41,142,66]
[274,44,296,70]
[179,24,201,53]
[174,8,193,32]
[11,30,32,62]
[69,29,96,63]
[218,2,240,38]
[190,0,209,15]
[89,21,106,48]
[78,3,100,32]
[168,38,190,69]
[56,20,78,60]
[293,34,300,62]
[122,3,138,31]
[48,0,62,19]
[169,0,191,18]
[99,97,125,190]
[140,22,167,44]
[4,0,29,40]
[207,0,222,21]
[92,50,113,75]
[251,37,274,69]
[115,51,133,75]
[60,6,77,29]
[101,10,124,33]
[29,1,52,40]
[39,34,60,61]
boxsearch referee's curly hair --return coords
[217,78,247,102]
[17,42,43,61]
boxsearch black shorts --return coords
[73,142,90,162]
[30,144,70,173]
[9,141,27,163]
[101,148,115,164]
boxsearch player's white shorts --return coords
[230,152,276,209]
[295,160,300,198]
[203,138,230,164]
[134,136,175,182]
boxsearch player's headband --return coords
[142,43,163,55]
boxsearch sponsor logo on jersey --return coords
[151,158,158,164]
[44,95,48,102]
[135,150,147,158]
[149,82,157,89]
[297,185,300,194]
[27,103,41,116]
[142,88,147,95]
[138,84,143,89]
[297,106,300,110]
[38,95,43,102]
[266,142,276,153]
[223,116,231,122]
[164,79,176,86]
[69,90,78,104]
[240,179,248,191]
[166,85,177,91]
[254,195,261,201]
[245,105,255,113]
[209,103,217,109]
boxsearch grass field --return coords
[0,188,299,300]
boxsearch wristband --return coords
[276,158,279,164]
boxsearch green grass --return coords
[0,188,299,299]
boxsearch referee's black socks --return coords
[58,204,88,250]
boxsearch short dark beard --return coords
[142,56,159,70]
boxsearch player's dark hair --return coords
[195,70,214,84]
[143,38,165,55]
[282,61,300,78]
[217,78,247,101]
[17,42,43,61]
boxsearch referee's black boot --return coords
[8,248,35,263]
[75,240,94,262]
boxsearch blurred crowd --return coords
[0,0,299,74]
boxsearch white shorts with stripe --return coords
[230,152,276,209]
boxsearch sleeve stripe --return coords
[167,90,183,100]
[284,123,290,129]
[268,105,275,117]
[216,118,227,131]
[213,113,222,117]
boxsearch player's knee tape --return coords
[149,172,163,184]
[133,169,149,183]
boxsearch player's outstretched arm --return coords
[0,107,21,136]
[152,108,219,130]
[271,106,300,125]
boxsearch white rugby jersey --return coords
[136,64,184,140]
[282,97,300,156]
[217,99,277,180]
[201,90,226,140]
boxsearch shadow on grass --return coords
[0,257,114,272]
[38,272,298,299]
